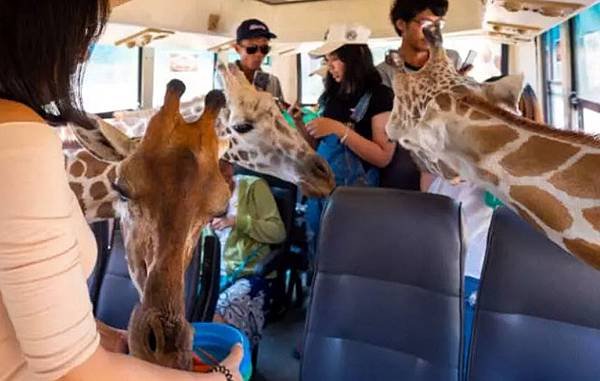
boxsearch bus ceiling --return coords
[106,0,598,47]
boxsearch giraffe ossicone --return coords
[386,21,600,269]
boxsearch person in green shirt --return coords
[204,160,286,348]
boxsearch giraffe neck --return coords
[65,148,120,223]
[431,93,600,268]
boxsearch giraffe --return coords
[109,64,336,197]
[385,20,600,269]
[215,62,335,196]
[65,81,231,370]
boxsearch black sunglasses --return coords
[244,45,271,55]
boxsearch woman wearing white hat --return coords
[301,23,396,256]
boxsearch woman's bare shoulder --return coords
[0,99,45,124]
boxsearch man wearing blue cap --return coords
[217,18,285,102]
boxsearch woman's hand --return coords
[97,321,128,354]
[211,216,236,230]
[193,344,243,381]
[306,117,344,139]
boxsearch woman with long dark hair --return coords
[301,24,395,248]
[0,1,241,380]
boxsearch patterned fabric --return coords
[216,277,269,348]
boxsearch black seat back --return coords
[301,187,465,381]
[466,207,600,381]
[191,235,221,322]
[94,226,209,329]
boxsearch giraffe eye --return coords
[111,182,130,201]
[232,123,254,134]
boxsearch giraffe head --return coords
[216,62,335,197]
[69,80,230,370]
[385,20,524,178]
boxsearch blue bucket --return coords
[191,322,252,381]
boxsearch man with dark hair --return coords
[216,18,285,102]
[377,0,469,88]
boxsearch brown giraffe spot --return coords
[510,185,573,232]
[231,137,239,145]
[256,163,268,170]
[70,161,85,177]
[563,238,600,270]
[70,182,84,202]
[90,182,109,200]
[247,163,256,169]
[500,136,581,177]
[435,93,452,112]
[583,207,600,232]
[238,150,249,161]
[270,155,281,166]
[249,151,258,159]
[107,166,117,183]
[512,204,544,232]
[97,202,114,219]
[477,168,500,186]
[457,102,470,116]
[463,124,519,158]
[549,154,600,199]
[222,152,231,161]
[281,141,295,152]
[469,111,490,121]
[79,151,110,178]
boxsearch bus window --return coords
[82,44,140,113]
[152,49,214,107]
[573,2,600,134]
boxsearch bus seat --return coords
[466,207,600,381]
[301,187,465,381]
[94,226,212,329]
[379,145,421,191]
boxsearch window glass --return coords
[443,36,502,82]
[82,44,140,113]
[543,26,565,129]
[299,53,325,105]
[573,3,600,104]
[153,49,214,107]
[583,108,600,134]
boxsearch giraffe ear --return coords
[69,117,137,162]
[481,74,524,111]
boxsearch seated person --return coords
[203,160,286,348]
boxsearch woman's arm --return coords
[62,344,242,381]
[306,113,396,168]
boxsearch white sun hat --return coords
[308,23,371,58]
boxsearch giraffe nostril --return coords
[147,327,157,353]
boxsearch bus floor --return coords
[254,304,306,381]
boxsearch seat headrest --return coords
[318,187,465,296]
[480,207,600,329]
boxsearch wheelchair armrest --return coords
[253,246,287,277]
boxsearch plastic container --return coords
[191,322,252,381]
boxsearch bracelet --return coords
[340,124,350,145]
[211,365,234,381]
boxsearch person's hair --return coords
[320,44,382,104]
[389,0,449,36]
[0,1,110,129]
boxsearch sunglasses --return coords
[243,45,271,55]
[411,18,446,30]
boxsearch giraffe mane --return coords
[452,89,600,148]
